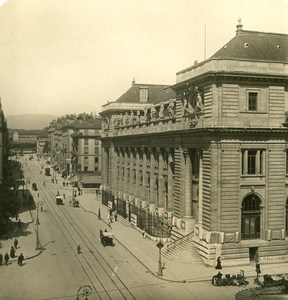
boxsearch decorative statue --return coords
[124,112,129,125]
[151,105,157,120]
[130,110,134,125]
[136,110,141,123]
[195,87,204,111]
[144,106,149,122]
[159,102,164,119]
[183,94,194,116]
[168,99,175,117]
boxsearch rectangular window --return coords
[84,139,89,145]
[248,92,258,111]
[242,149,265,175]
[94,157,99,163]
[94,147,99,155]
[247,150,257,174]
[84,147,89,155]
[84,166,88,172]
[140,88,148,102]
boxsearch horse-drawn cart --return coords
[100,229,113,246]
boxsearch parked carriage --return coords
[32,182,38,191]
[72,197,79,207]
[56,196,64,205]
[100,229,113,246]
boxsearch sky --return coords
[0,0,287,117]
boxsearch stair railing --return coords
[166,231,194,252]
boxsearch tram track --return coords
[25,158,137,300]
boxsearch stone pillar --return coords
[123,148,128,194]
[149,147,156,204]
[198,149,203,233]
[141,147,148,201]
[167,148,174,211]
[157,148,164,207]
[183,148,193,218]
[119,148,124,192]
[135,148,141,197]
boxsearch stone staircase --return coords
[162,228,203,264]
[235,286,284,300]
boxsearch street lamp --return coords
[76,285,92,300]
[35,201,44,250]
[156,240,165,276]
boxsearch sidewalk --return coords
[0,209,41,265]
[78,190,288,284]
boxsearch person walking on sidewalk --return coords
[98,208,101,220]
[215,256,222,270]
[4,253,9,266]
[14,238,18,249]
[10,246,16,258]
[77,245,81,254]
[18,253,24,266]
[0,253,3,265]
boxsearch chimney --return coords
[132,78,136,86]
[236,18,243,35]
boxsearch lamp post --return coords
[156,240,164,276]
[35,201,44,250]
[76,285,92,300]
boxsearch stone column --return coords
[183,148,193,218]
[141,147,148,201]
[198,149,203,229]
[157,148,164,207]
[135,148,141,197]
[123,148,128,194]
[166,148,174,211]
[149,147,156,204]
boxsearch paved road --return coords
[0,155,270,299]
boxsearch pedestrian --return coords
[14,238,18,249]
[40,206,43,212]
[63,193,65,199]
[4,252,9,265]
[63,182,65,187]
[255,260,261,279]
[18,219,21,229]
[43,181,45,186]
[114,212,118,222]
[142,229,147,239]
[38,192,39,197]
[55,179,57,184]
[109,214,113,224]
[66,182,69,186]
[0,253,3,265]
[69,199,72,206]
[98,208,101,220]
[18,253,24,266]
[77,245,81,254]
[10,246,16,258]
[215,256,222,270]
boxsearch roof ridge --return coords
[240,30,288,37]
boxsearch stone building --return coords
[71,118,102,188]
[100,22,288,266]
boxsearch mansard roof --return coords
[211,30,288,62]
[115,82,174,104]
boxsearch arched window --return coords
[241,194,261,240]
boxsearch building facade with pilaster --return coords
[100,22,288,266]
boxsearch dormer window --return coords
[140,88,148,102]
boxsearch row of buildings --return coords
[0,99,9,185]
[3,21,288,267]
[47,113,102,188]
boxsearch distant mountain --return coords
[6,114,57,130]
